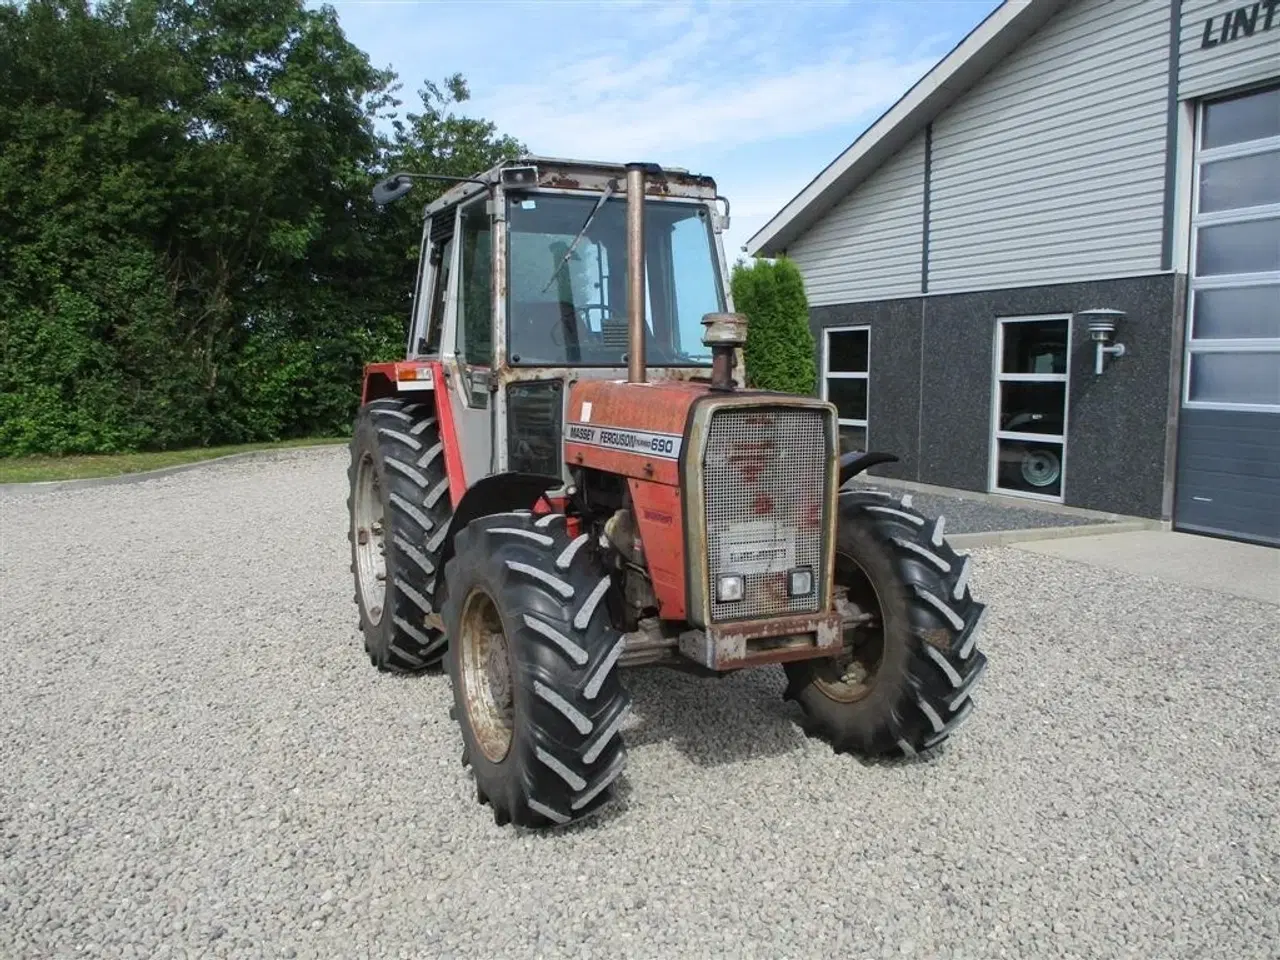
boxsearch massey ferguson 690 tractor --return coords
[348,157,988,828]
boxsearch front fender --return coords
[838,451,899,488]
[430,471,564,607]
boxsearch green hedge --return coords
[729,257,817,396]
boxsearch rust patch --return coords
[682,610,844,671]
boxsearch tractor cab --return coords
[364,158,740,488]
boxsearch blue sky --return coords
[326,0,1002,258]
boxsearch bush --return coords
[729,257,816,396]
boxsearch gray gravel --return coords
[849,479,1115,532]
[1,446,1276,960]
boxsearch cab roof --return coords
[421,155,721,220]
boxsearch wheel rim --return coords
[1020,448,1061,488]
[812,552,886,704]
[458,589,514,763]
[353,452,387,625]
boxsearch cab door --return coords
[441,197,496,485]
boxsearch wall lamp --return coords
[1079,308,1127,375]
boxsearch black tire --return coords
[784,490,988,757]
[347,396,454,673]
[441,511,631,828]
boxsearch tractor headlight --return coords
[787,567,814,598]
[716,574,745,603]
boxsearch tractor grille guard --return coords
[683,397,838,627]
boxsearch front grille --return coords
[703,406,830,622]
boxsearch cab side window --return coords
[456,201,493,365]
[423,233,453,355]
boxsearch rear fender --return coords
[430,472,564,608]
[361,360,467,508]
[361,360,437,404]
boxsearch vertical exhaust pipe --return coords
[625,163,647,383]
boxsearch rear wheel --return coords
[442,512,631,828]
[784,490,988,756]
[348,396,453,672]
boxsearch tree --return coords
[729,257,817,396]
[0,0,525,455]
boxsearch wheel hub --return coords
[459,590,514,763]
[353,453,387,624]
[813,555,885,704]
[486,630,514,722]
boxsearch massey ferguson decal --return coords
[565,422,682,459]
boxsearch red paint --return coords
[628,479,687,620]
[802,503,822,529]
[428,361,468,508]
[532,494,566,516]
[563,379,709,486]
[361,360,438,404]
[728,440,775,484]
[564,443,680,486]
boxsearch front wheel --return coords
[783,490,988,757]
[441,512,631,828]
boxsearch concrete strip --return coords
[949,519,1160,550]
[0,444,345,498]
[852,473,1144,523]
[1012,529,1280,605]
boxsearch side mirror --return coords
[372,174,414,206]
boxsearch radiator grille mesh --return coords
[703,407,829,622]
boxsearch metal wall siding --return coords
[929,0,1171,292]
[1179,0,1280,99]
[788,133,925,305]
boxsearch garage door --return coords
[1175,83,1280,547]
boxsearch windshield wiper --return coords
[540,177,618,294]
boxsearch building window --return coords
[1186,84,1280,411]
[822,326,869,453]
[989,315,1070,501]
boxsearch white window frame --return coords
[821,325,870,446]
[988,314,1072,504]
[1183,89,1280,414]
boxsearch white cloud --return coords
[333,0,977,262]
[469,18,935,164]
[454,2,941,258]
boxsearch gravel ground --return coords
[848,480,1116,533]
[1,446,1276,960]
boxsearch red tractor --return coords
[348,158,987,828]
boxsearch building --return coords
[747,0,1278,547]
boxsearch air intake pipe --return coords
[702,312,748,391]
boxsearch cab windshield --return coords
[505,193,723,366]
